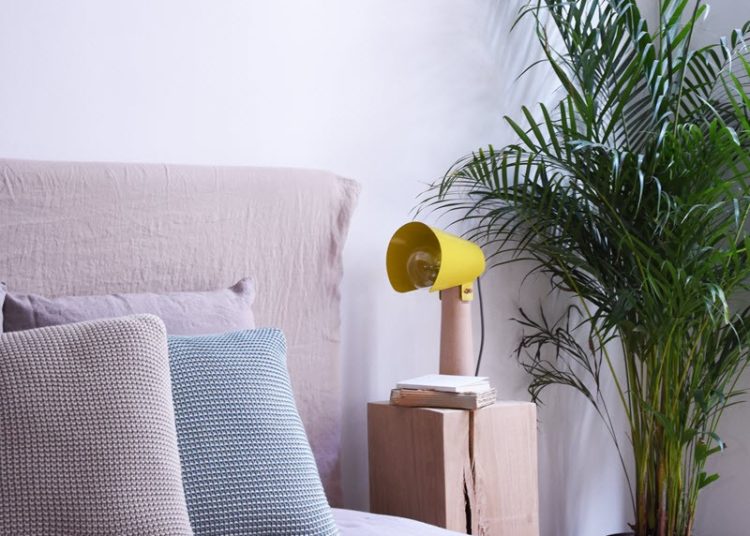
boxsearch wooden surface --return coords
[368,401,539,536]
[470,402,539,536]
[368,403,470,531]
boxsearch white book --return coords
[396,374,491,394]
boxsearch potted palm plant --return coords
[421,1,750,534]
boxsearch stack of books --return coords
[390,374,496,410]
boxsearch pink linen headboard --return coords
[0,158,360,505]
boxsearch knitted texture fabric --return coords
[0,314,193,535]
[168,328,338,536]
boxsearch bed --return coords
[0,158,462,535]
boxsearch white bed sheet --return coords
[333,508,464,535]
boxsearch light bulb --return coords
[406,248,441,288]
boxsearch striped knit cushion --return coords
[0,315,193,535]
[168,328,338,536]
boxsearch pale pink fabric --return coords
[0,281,6,333]
[0,158,359,505]
[3,278,255,334]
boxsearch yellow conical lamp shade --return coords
[386,221,485,296]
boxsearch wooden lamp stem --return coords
[439,285,475,375]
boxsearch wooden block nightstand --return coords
[367,401,539,536]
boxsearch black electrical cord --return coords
[474,276,485,376]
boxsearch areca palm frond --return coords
[421,1,750,534]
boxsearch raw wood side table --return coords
[367,401,539,536]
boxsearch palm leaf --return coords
[420,1,750,534]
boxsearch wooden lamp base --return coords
[439,285,475,376]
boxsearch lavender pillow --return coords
[3,278,254,335]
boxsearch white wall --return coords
[1,1,748,535]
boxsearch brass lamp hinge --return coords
[438,283,475,302]
[460,282,474,302]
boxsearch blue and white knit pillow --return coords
[168,328,338,536]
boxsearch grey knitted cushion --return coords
[0,314,193,536]
[168,328,338,536]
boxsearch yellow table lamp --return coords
[386,221,486,375]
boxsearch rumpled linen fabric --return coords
[332,509,465,535]
[0,158,359,503]
[0,281,5,333]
